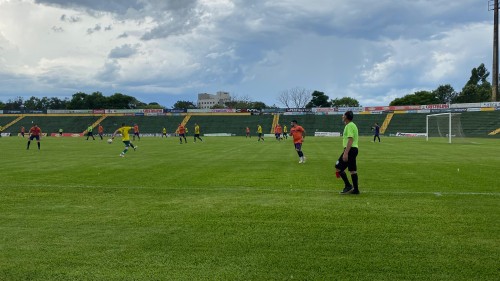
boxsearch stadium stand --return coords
[187,115,274,136]
[11,115,101,135]
[100,115,186,135]
[1,110,498,137]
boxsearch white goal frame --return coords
[426,112,461,144]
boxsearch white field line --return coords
[2,184,500,197]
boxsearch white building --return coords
[197,92,231,109]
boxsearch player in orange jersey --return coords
[27,124,42,150]
[133,124,140,141]
[290,120,306,163]
[97,124,104,140]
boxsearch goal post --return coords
[426,113,464,143]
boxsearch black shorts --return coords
[29,135,40,141]
[335,147,358,172]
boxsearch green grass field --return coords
[0,135,498,280]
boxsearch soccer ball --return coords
[107,139,113,144]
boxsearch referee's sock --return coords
[339,171,351,187]
[351,173,358,191]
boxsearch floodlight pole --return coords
[491,0,499,101]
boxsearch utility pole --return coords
[490,0,499,101]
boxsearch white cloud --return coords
[0,0,494,107]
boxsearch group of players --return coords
[19,111,361,194]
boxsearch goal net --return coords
[426,113,465,143]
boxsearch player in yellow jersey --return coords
[112,123,138,157]
[194,123,203,142]
[257,124,264,141]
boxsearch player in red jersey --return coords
[177,123,187,144]
[27,124,42,150]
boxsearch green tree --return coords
[139,102,164,109]
[306,91,330,108]
[454,63,492,103]
[68,92,88,109]
[433,84,457,104]
[107,93,139,109]
[24,96,41,110]
[48,97,68,109]
[390,91,438,106]
[173,100,196,109]
[4,97,24,110]
[331,97,360,107]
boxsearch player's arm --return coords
[111,129,120,139]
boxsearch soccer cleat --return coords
[302,156,307,163]
[134,146,138,151]
[340,186,354,194]
[119,154,125,157]
[342,185,353,193]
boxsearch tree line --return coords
[0,64,495,111]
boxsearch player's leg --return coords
[335,151,352,192]
[346,148,359,194]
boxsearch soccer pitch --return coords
[0,136,498,280]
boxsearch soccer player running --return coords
[245,127,251,138]
[274,123,282,141]
[20,126,25,138]
[283,125,288,139]
[98,124,104,140]
[372,122,381,142]
[257,124,264,141]
[194,123,203,142]
[27,124,42,150]
[133,124,140,141]
[177,123,187,144]
[112,123,137,157]
[335,111,360,195]
[86,124,95,140]
[290,120,306,163]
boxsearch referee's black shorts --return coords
[335,147,358,172]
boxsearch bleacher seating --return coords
[1,110,498,137]
[187,115,274,136]
[100,115,186,135]
[14,116,101,135]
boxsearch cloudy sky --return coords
[0,0,494,107]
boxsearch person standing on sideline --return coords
[27,124,42,150]
[372,122,381,142]
[162,127,167,138]
[58,128,63,136]
[20,126,25,138]
[98,124,104,140]
[86,124,95,140]
[194,123,203,142]
[290,120,306,163]
[177,123,187,144]
[112,123,137,157]
[245,127,251,138]
[133,124,140,141]
[257,124,264,141]
[283,125,288,139]
[335,111,360,195]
